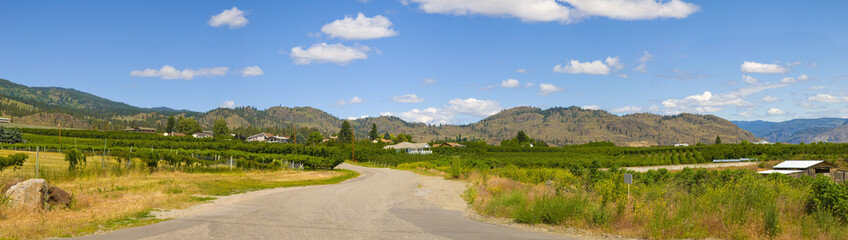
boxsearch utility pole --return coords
[294,122,297,144]
[351,124,355,162]
[102,138,107,168]
[58,120,61,144]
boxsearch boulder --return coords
[47,186,72,207]
[1,178,24,194]
[3,179,49,210]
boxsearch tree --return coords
[338,121,353,143]
[383,132,391,140]
[0,126,22,144]
[0,153,28,172]
[165,116,176,133]
[213,119,229,138]
[369,123,379,140]
[308,131,324,145]
[715,135,722,144]
[516,131,530,143]
[176,117,202,134]
[64,148,86,171]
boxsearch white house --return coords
[268,136,290,143]
[674,143,689,147]
[192,131,214,138]
[247,133,275,142]
[383,142,432,154]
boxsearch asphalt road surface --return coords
[73,163,565,240]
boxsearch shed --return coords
[383,142,432,154]
[758,160,838,176]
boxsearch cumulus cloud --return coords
[422,78,437,86]
[581,105,600,110]
[219,100,236,109]
[336,96,365,106]
[538,83,564,96]
[321,13,398,40]
[290,43,370,65]
[740,61,790,74]
[407,0,699,23]
[130,65,228,80]
[209,7,248,29]
[525,82,535,87]
[633,51,654,72]
[767,108,786,115]
[501,79,520,88]
[780,74,811,83]
[611,106,643,113]
[386,98,502,124]
[661,81,789,114]
[240,66,263,77]
[553,57,621,75]
[742,75,759,85]
[808,94,848,103]
[762,96,779,102]
[346,115,370,120]
[391,94,424,103]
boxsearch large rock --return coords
[4,179,49,210]
[47,186,71,207]
[1,178,23,194]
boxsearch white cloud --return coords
[740,61,790,74]
[408,0,699,23]
[798,74,810,81]
[553,57,621,75]
[619,74,629,78]
[391,94,424,103]
[808,94,848,103]
[422,78,437,86]
[219,100,236,109]
[240,66,263,77]
[501,79,520,88]
[538,83,564,96]
[346,115,370,120]
[810,86,825,90]
[780,74,810,83]
[336,96,365,106]
[786,61,802,66]
[525,82,535,87]
[516,68,527,73]
[582,105,600,110]
[321,13,398,40]
[767,108,786,115]
[290,43,370,65]
[209,7,248,29]
[661,82,789,114]
[392,98,503,124]
[611,106,643,113]
[633,51,654,72]
[762,96,779,102]
[130,65,228,80]
[742,75,759,85]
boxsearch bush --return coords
[450,156,461,178]
[63,149,86,171]
[0,153,28,172]
[809,175,848,221]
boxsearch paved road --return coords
[73,164,565,240]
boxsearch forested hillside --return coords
[733,118,848,143]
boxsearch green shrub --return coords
[450,156,461,178]
[0,153,28,172]
[533,196,589,224]
[764,204,781,237]
[63,148,86,171]
[486,191,526,218]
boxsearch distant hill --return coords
[0,78,758,146]
[733,118,848,143]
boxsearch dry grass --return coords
[0,150,347,239]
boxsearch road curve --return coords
[72,163,565,240]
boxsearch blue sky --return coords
[1,0,847,124]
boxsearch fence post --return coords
[229,156,233,169]
[35,146,40,179]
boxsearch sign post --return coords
[623,173,632,199]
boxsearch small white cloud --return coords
[809,93,848,103]
[605,57,624,70]
[501,79,520,88]
[762,96,778,102]
[130,65,228,80]
[240,66,264,77]
[611,106,643,113]
[798,74,810,81]
[739,112,754,117]
[422,78,436,86]
[321,13,398,40]
[538,83,564,96]
[780,74,810,83]
[219,100,236,109]
[742,75,759,85]
[553,58,616,75]
[336,96,365,106]
[581,105,600,110]
[633,51,654,72]
[619,74,629,79]
[767,108,786,115]
[525,82,535,87]
[516,68,527,73]
[346,115,370,120]
[209,7,248,29]
[391,94,424,103]
[786,61,802,66]
[810,86,825,90]
[393,98,502,124]
[290,43,370,65]
[740,61,790,74]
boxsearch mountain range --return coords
[733,118,848,144]
[0,78,760,146]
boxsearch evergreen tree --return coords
[0,127,22,144]
[369,123,379,140]
[338,121,353,143]
[383,132,391,140]
[516,131,530,143]
[165,116,176,133]
[715,135,722,144]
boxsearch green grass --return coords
[70,209,167,238]
[199,169,360,196]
